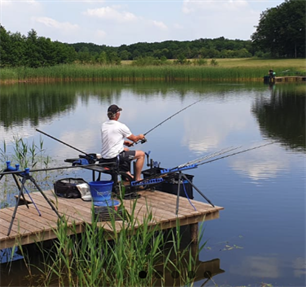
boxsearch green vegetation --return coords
[1,0,304,70]
[251,0,305,58]
[0,138,60,208]
[1,138,206,286]
[17,203,206,287]
[0,59,304,84]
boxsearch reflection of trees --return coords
[1,81,272,131]
[252,86,305,151]
[0,83,78,129]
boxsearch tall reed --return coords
[1,60,304,84]
[20,201,206,287]
[0,137,52,208]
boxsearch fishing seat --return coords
[98,156,135,196]
[65,154,138,198]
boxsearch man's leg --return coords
[134,150,145,181]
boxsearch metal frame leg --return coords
[175,171,214,215]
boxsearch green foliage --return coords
[0,63,270,84]
[23,203,206,287]
[0,25,76,68]
[0,137,50,171]
[251,0,306,58]
[132,56,170,66]
[1,25,257,69]
[210,59,218,66]
[0,137,52,208]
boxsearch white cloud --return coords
[84,6,138,22]
[0,0,286,46]
[183,0,249,14]
[94,29,107,39]
[152,20,168,30]
[33,17,79,31]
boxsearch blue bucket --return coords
[88,181,113,202]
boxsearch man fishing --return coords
[100,104,145,182]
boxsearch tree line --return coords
[0,26,254,68]
[0,0,304,68]
[251,0,305,58]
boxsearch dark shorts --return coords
[100,150,135,173]
[119,150,135,172]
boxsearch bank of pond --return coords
[1,63,305,84]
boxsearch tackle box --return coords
[142,167,194,199]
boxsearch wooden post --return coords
[190,223,198,243]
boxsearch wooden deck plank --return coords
[26,194,92,223]
[138,191,200,216]
[0,186,223,249]
[1,207,53,232]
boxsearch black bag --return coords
[53,178,87,198]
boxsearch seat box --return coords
[142,167,194,199]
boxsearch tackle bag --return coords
[53,178,88,199]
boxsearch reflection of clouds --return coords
[293,257,306,278]
[181,99,293,181]
[56,128,100,159]
[0,126,32,143]
[229,145,288,181]
[182,101,251,153]
[229,255,279,278]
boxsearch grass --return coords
[1,138,208,286]
[0,58,304,84]
[15,201,206,287]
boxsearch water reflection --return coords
[1,81,305,286]
[0,239,225,287]
[229,144,289,180]
[252,85,306,152]
[229,255,280,278]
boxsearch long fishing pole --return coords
[36,129,90,156]
[178,146,242,168]
[0,162,103,177]
[133,141,277,184]
[197,141,277,166]
[143,98,202,137]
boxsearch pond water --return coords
[0,81,305,286]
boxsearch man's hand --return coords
[138,134,145,141]
[124,141,134,147]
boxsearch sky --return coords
[1,0,285,47]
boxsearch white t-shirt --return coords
[101,120,132,159]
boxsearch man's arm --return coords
[127,134,145,143]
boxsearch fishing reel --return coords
[140,137,147,144]
[136,137,147,145]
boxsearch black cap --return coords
[108,104,122,114]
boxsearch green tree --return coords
[119,50,131,60]
[0,25,11,67]
[10,32,26,66]
[251,0,305,58]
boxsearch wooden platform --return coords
[275,76,306,82]
[0,190,223,249]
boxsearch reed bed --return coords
[17,202,205,287]
[1,61,303,84]
[0,58,306,84]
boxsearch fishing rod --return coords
[138,98,203,144]
[177,146,242,168]
[134,141,277,184]
[0,161,101,177]
[197,141,277,166]
[36,129,92,158]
